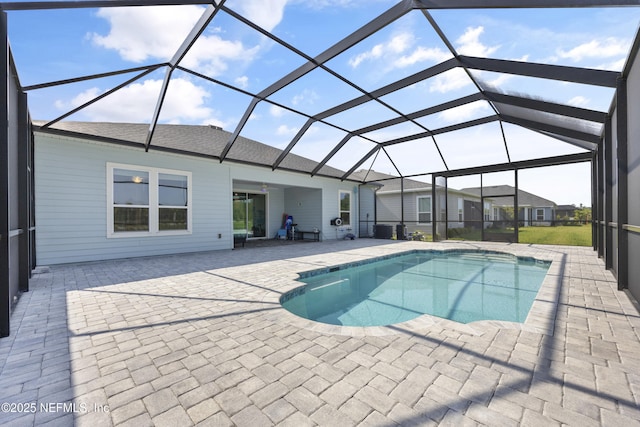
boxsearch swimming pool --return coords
[281,250,550,327]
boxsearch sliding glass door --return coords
[233,192,267,239]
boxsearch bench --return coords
[295,230,320,241]
[233,234,246,248]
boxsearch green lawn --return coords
[518,224,592,246]
[446,224,592,246]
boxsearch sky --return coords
[6,0,640,207]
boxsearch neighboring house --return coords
[461,185,557,226]
[352,170,489,237]
[556,204,577,219]
[33,122,366,265]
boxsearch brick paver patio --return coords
[1,239,639,426]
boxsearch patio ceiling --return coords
[3,0,640,182]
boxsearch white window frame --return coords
[107,163,192,238]
[458,198,463,222]
[417,195,432,224]
[536,208,545,221]
[339,190,352,225]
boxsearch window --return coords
[536,209,544,221]
[159,173,189,231]
[417,196,431,224]
[458,198,463,222]
[108,163,191,237]
[339,190,351,225]
[113,168,150,232]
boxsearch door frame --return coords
[232,189,269,240]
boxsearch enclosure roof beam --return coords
[501,115,601,145]
[271,119,315,170]
[379,115,499,148]
[535,130,598,151]
[22,64,166,91]
[311,134,353,177]
[484,91,608,123]
[256,1,412,100]
[144,3,223,152]
[42,66,160,128]
[459,55,619,88]
[169,4,220,68]
[219,1,411,162]
[412,0,640,9]
[315,57,460,122]
[352,92,485,135]
[3,0,639,10]
[433,152,592,179]
[340,146,381,181]
[0,0,213,10]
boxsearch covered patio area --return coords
[1,240,638,426]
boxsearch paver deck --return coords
[1,239,639,426]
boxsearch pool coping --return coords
[265,243,564,337]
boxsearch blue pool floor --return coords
[284,251,550,326]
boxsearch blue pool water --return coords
[281,250,550,326]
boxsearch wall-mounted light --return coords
[261,184,268,193]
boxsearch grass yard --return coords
[517,224,592,246]
[446,224,592,246]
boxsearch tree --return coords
[574,204,592,224]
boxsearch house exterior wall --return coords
[375,190,479,236]
[376,192,402,225]
[626,46,640,300]
[284,187,322,234]
[6,61,21,306]
[520,206,555,224]
[229,165,357,240]
[358,185,376,238]
[35,133,356,265]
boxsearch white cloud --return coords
[91,6,261,77]
[349,33,411,68]
[395,46,450,68]
[302,0,368,8]
[456,26,500,57]
[55,87,101,111]
[56,78,221,124]
[557,37,629,62]
[429,68,472,93]
[276,124,298,136]
[604,57,627,71]
[270,105,287,117]
[438,101,490,123]
[481,72,514,90]
[423,27,501,94]
[292,89,319,106]
[233,0,289,31]
[235,76,249,89]
[567,96,590,107]
[91,6,204,62]
[181,36,260,77]
[349,32,449,70]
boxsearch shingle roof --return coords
[460,185,557,207]
[32,121,348,180]
[349,169,437,193]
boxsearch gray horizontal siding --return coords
[35,134,231,265]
